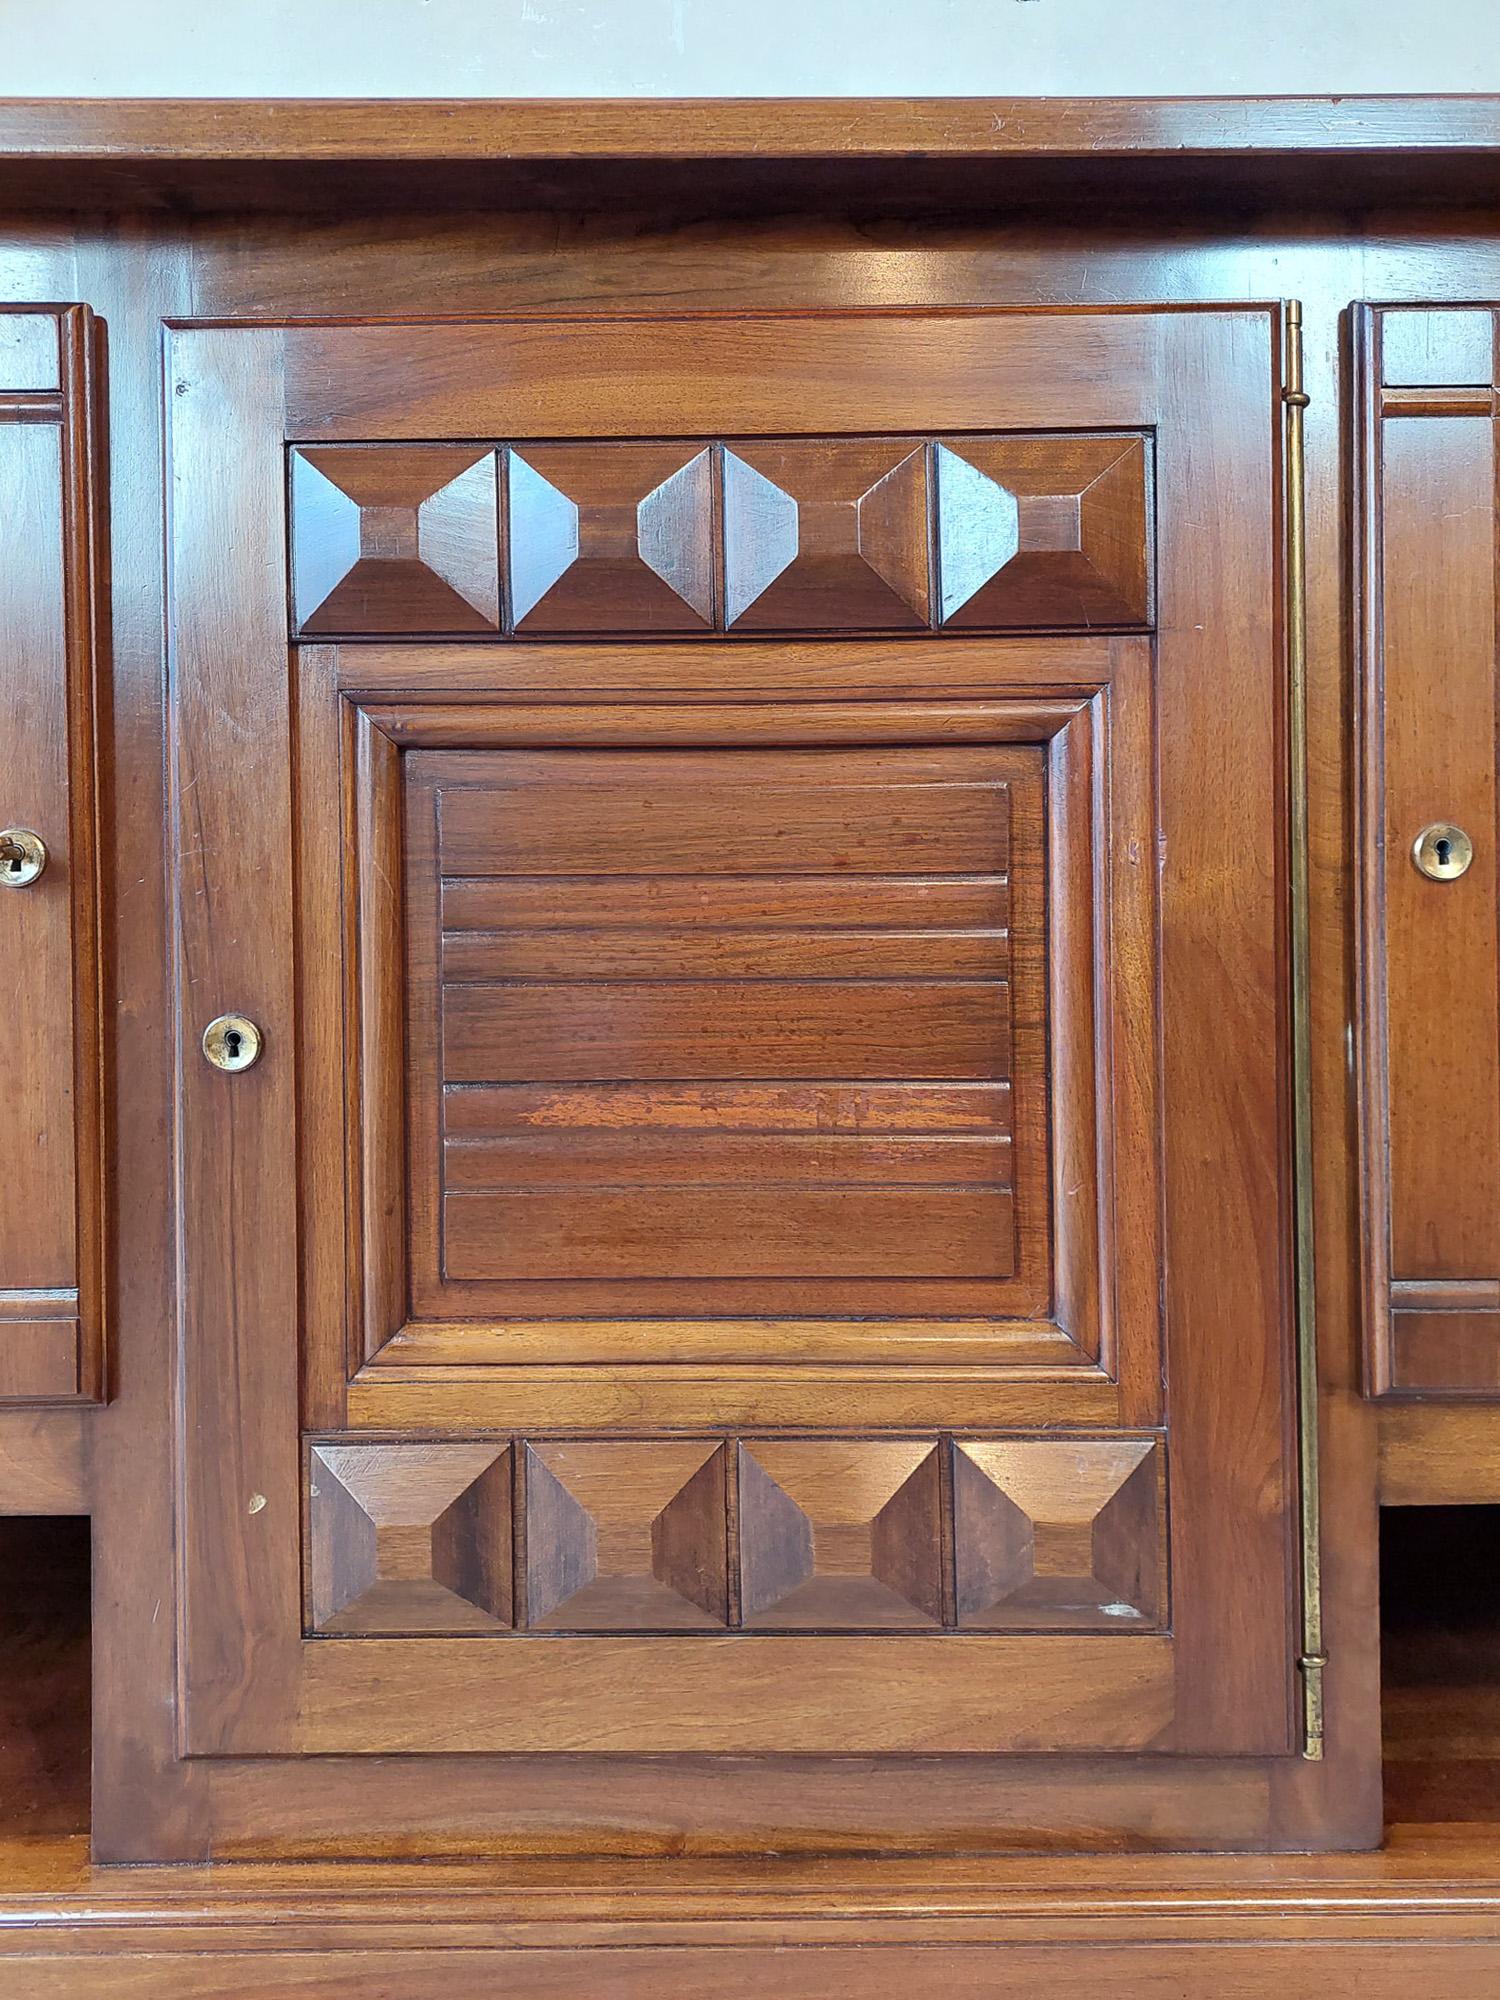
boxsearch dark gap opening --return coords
[0,1516,90,1845]
[1383,1504,1500,1830]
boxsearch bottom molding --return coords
[5,1846,1500,1996]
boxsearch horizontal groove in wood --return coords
[0,1286,78,1321]
[442,926,1010,980]
[371,1317,1080,1369]
[440,980,1016,1088]
[1392,1278,1500,1313]
[445,1185,1018,1282]
[436,763,1013,878]
[442,1080,1013,1134]
[443,1132,1012,1189]
[443,980,1012,1082]
[443,874,1010,931]
[1381,385,1498,418]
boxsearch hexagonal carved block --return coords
[522,1440,729,1630]
[737,1439,943,1629]
[722,439,930,629]
[290,445,501,636]
[952,1436,1164,1630]
[935,434,1150,629]
[507,443,714,632]
[307,1441,514,1635]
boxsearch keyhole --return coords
[1436,836,1453,870]
[224,1029,243,1063]
[3,856,18,880]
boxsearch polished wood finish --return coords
[6,95,1500,213]
[290,444,501,635]
[523,1439,728,1630]
[934,433,1150,628]
[952,1435,1164,1630]
[294,431,1149,637]
[1358,305,1500,1399]
[31,86,1500,1977]
[0,1410,88,1515]
[737,1438,944,1630]
[161,306,1303,1835]
[0,305,105,1405]
[509,442,715,630]
[306,1440,514,1634]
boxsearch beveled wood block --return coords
[722,438,929,629]
[507,443,714,631]
[935,434,1149,628]
[737,1439,944,1629]
[523,1440,729,1630]
[290,444,500,634]
[307,1441,514,1634]
[952,1437,1163,1630]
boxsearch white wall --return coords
[3,0,1500,97]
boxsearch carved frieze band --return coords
[288,434,1151,638]
[306,1433,1165,1637]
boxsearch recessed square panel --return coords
[399,740,1049,1322]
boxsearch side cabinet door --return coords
[1359,305,1500,1396]
[166,308,1319,1847]
[0,307,105,1404]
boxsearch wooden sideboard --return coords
[3,93,1500,1995]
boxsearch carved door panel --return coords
[0,306,104,1404]
[1358,305,1500,1395]
[166,308,1325,1847]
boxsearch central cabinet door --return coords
[168,308,1308,1844]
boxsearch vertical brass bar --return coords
[1284,300,1326,1760]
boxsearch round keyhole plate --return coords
[202,1013,264,1073]
[0,827,47,888]
[1413,822,1475,882]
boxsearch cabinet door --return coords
[1358,305,1500,1396]
[0,307,105,1404]
[164,308,1326,1848]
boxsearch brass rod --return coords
[1284,300,1325,1760]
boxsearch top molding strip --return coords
[2,95,1500,161]
[2,95,1499,214]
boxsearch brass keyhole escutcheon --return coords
[202,1013,264,1073]
[0,828,47,888]
[1413,822,1474,882]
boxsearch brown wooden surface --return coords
[0,306,105,1407]
[1379,1404,1500,1506]
[157,304,1301,1833]
[6,95,1500,215]
[1357,304,1500,1398]
[12,137,1472,1876]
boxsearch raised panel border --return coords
[168,307,1302,1802]
[288,652,1162,1433]
[1354,303,1500,1400]
[0,304,107,1408]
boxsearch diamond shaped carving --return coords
[522,1440,728,1629]
[736,1439,943,1629]
[722,440,930,629]
[507,444,714,632]
[952,1436,1163,1629]
[307,1441,513,1635]
[935,434,1150,628]
[290,445,500,635]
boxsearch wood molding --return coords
[3,96,1500,212]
